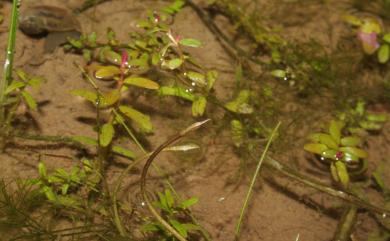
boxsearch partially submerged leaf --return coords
[329,120,344,145]
[334,160,350,188]
[231,119,244,147]
[339,146,368,159]
[124,76,160,89]
[192,96,207,117]
[119,105,153,133]
[179,38,202,47]
[340,136,361,147]
[303,143,328,155]
[225,90,253,114]
[94,66,120,80]
[21,91,37,110]
[185,71,206,87]
[378,44,390,64]
[112,145,136,159]
[99,123,115,147]
[163,58,183,70]
[158,86,195,101]
[71,89,97,103]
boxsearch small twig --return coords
[140,119,210,241]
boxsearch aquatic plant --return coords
[304,120,368,188]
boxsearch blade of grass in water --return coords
[0,0,20,121]
[234,121,281,241]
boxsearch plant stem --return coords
[234,121,281,241]
[140,119,210,241]
[0,0,19,122]
[333,205,358,241]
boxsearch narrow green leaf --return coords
[378,44,390,64]
[329,120,344,144]
[339,147,368,159]
[165,189,174,208]
[224,90,253,114]
[70,89,97,103]
[21,91,37,110]
[192,96,207,117]
[340,136,361,147]
[169,219,188,238]
[185,71,206,86]
[366,113,387,122]
[231,119,244,147]
[158,86,195,101]
[99,123,115,147]
[179,38,202,47]
[271,69,286,78]
[384,33,390,44]
[303,143,328,155]
[112,145,135,159]
[38,162,47,179]
[163,58,183,70]
[124,76,160,89]
[42,186,57,202]
[119,105,153,133]
[94,66,120,80]
[321,149,337,160]
[179,197,198,209]
[206,70,218,91]
[164,143,200,152]
[5,81,25,94]
[335,160,350,188]
[71,136,97,145]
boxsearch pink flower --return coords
[357,31,380,54]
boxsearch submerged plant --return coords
[304,120,368,188]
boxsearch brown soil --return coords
[1,0,390,241]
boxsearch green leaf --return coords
[112,145,135,159]
[71,136,97,145]
[372,163,386,191]
[5,81,25,94]
[61,184,69,195]
[70,89,97,103]
[82,49,92,62]
[378,44,390,64]
[179,38,202,47]
[119,105,153,133]
[359,120,382,130]
[103,50,121,65]
[340,136,361,147]
[99,123,115,147]
[158,86,195,101]
[303,143,328,155]
[169,219,188,238]
[162,0,185,14]
[271,69,286,78]
[94,66,120,80]
[366,113,387,122]
[206,70,218,91]
[21,91,37,110]
[335,160,350,188]
[192,96,207,117]
[231,119,244,147]
[329,120,344,144]
[165,189,174,208]
[384,33,390,44]
[163,58,183,70]
[100,90,121,107]
[308,133,338,149]
[38,162,47,179]
[224,90,253,114]
[185,71,206,86]
[124,76,160,89]
[179,197,198,209]
[42,186,57,202]
[339,147,368,159]
[342,14,362,26]
[321,149,337,160]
